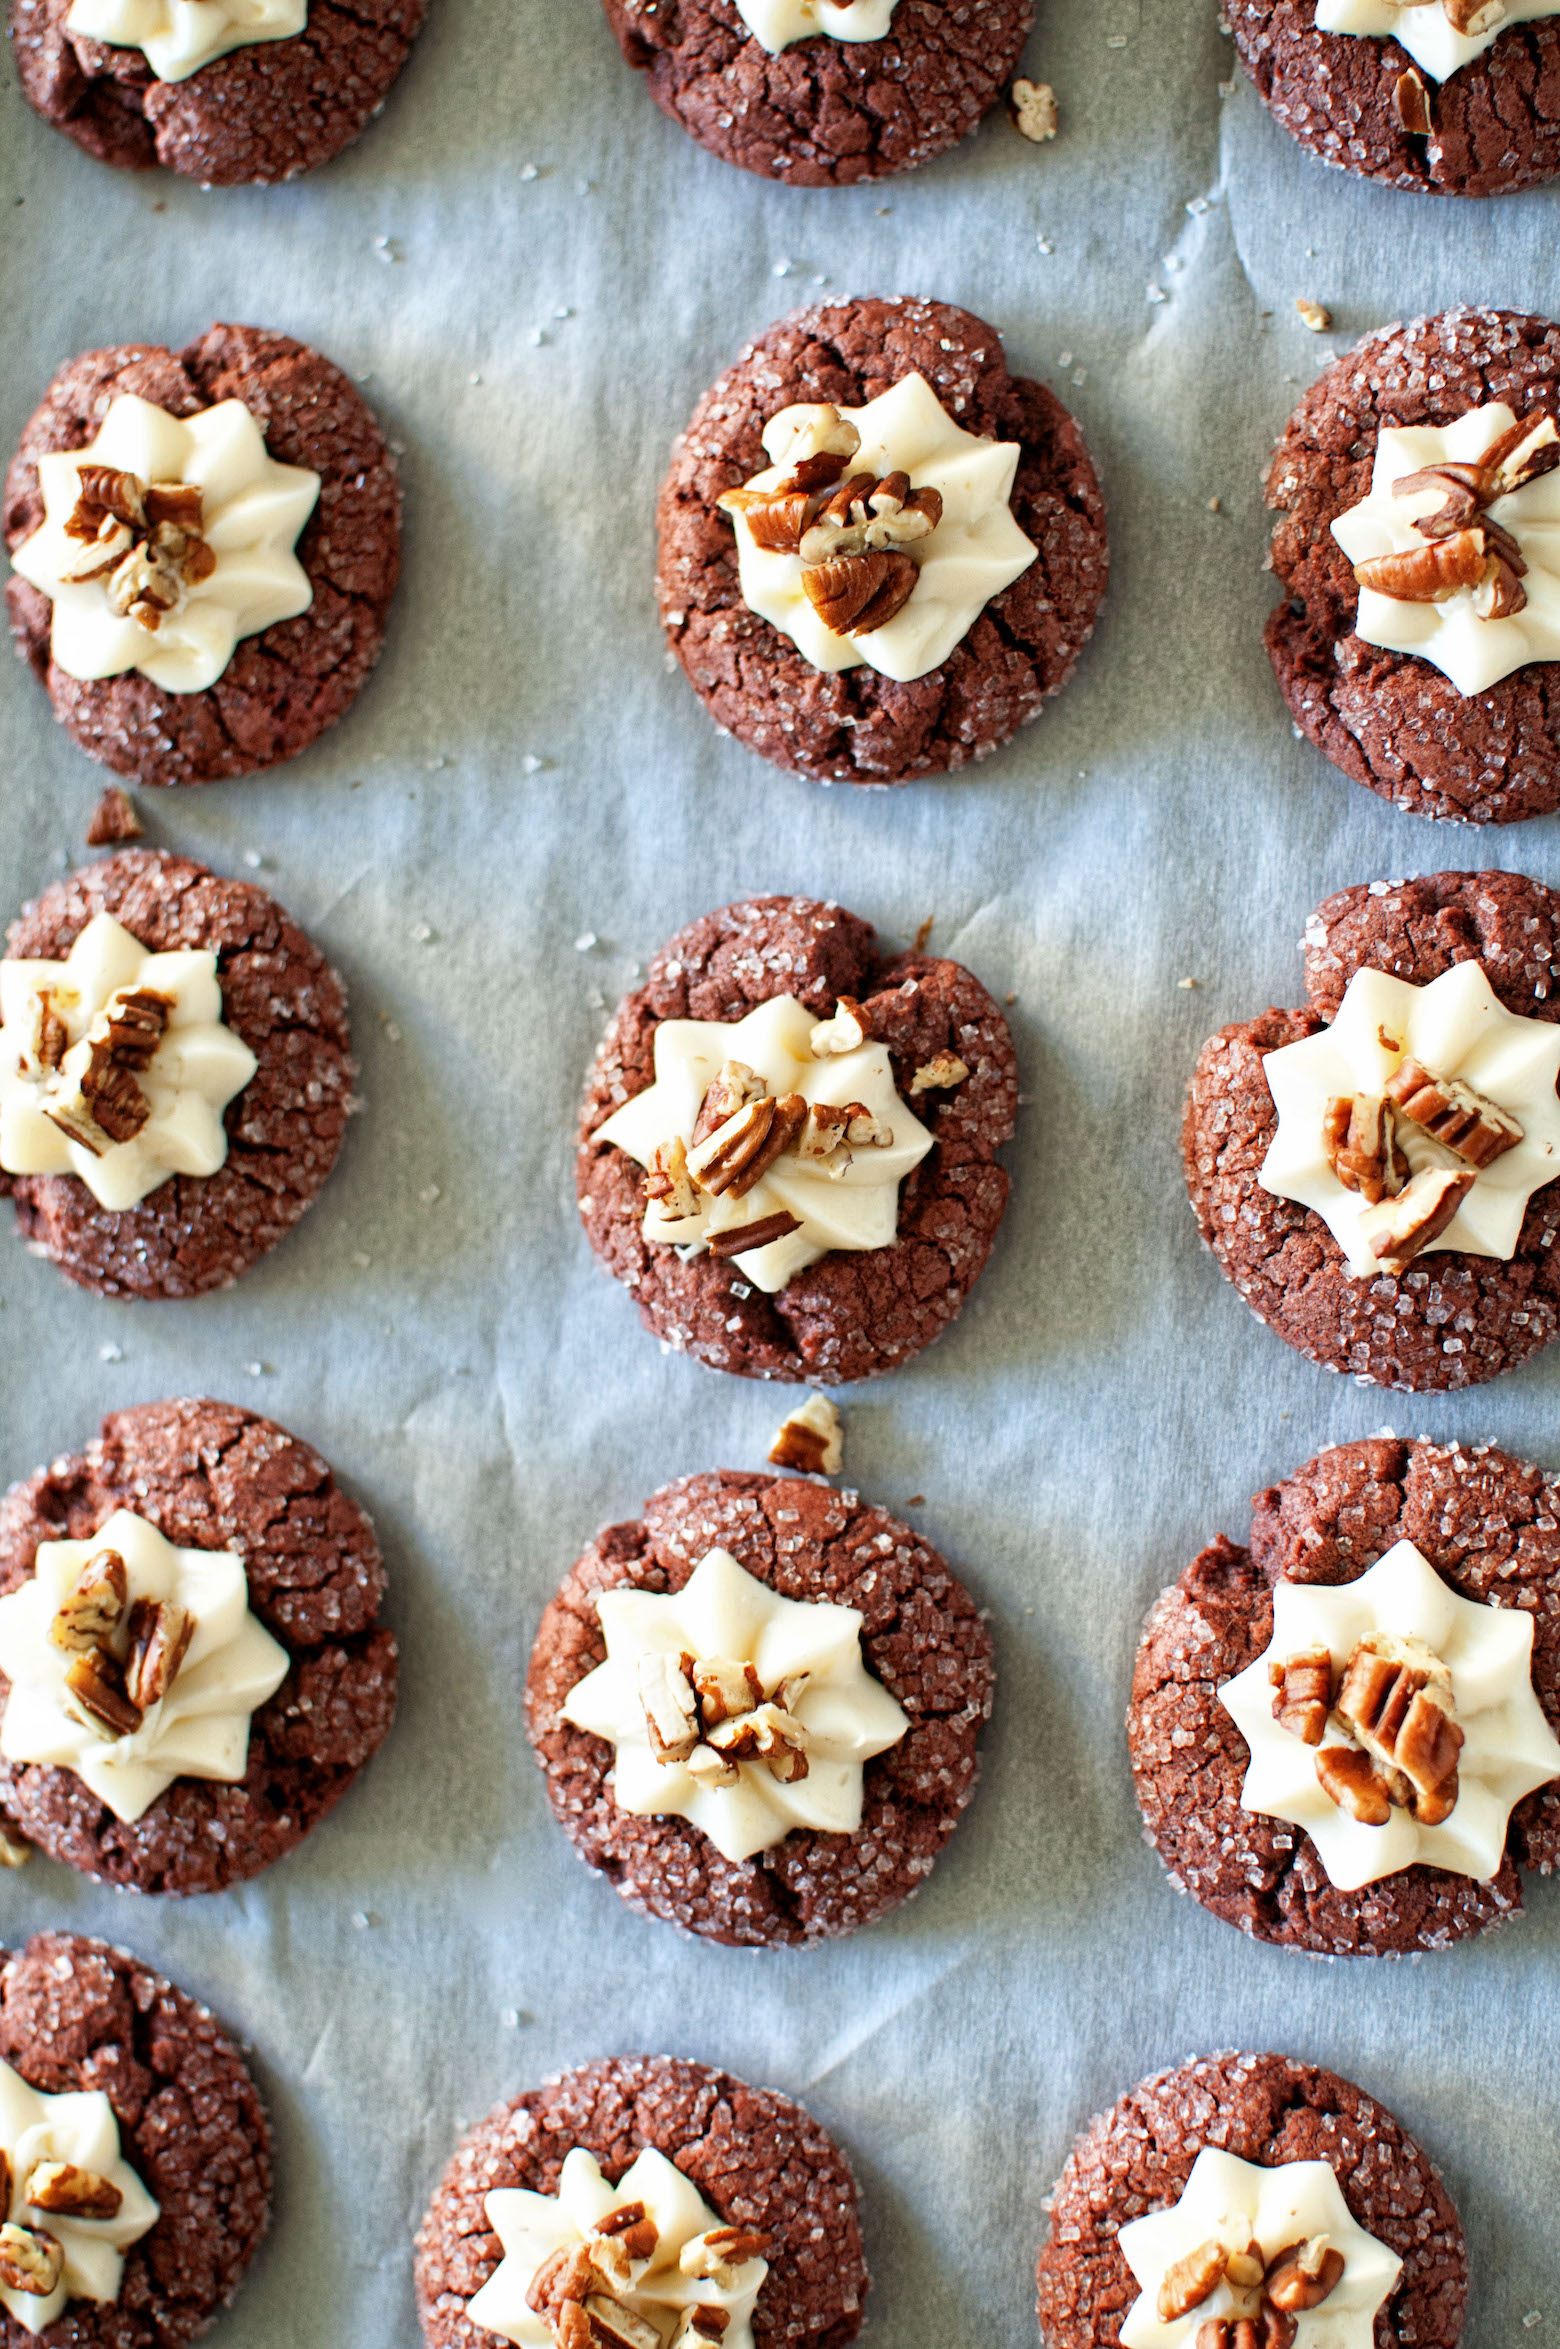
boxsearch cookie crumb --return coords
[1207,495,1222,512]
[1007,77,1059,141]
[0,1825,32,1867]
[85,786,142,847]
[1295,296,1333,333]
[905,1493,926,1507]
[769,1392,843,1476]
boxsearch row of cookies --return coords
[0,1929,1474,2349]
[6,300,1558,819]
[10,0,1558,194]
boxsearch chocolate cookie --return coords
[1035,2051,1466,2349]
[0,1397,396,1894]
[415,2055,867,2349]
[1265,309,1560,823]
[527,1469,994,1947]
[577,895,1018,1382]
[0,1932,271,2346]
[5,324,400,786]
[1228,0,1560,195]
[2,847,354,1299]
[9,0,427,182]
[1130,1435,1560,1956]
[1183,868,1560,1390]
[657,297,1107,786]
[602,0,1031,184]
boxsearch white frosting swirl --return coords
[593,993,934,1294]
[471,2145,766,2348]
[1118,2149,1400,2349]
[560,1545,910,1865]
[11,395,318,695]
[0,912,258,1213]
[734,0,895,52]
[1260,960,1560,1277]
[1221,1539,1560,1891]
[64,0,305,82]
[1314,0,1558,81]
[0,1508,290,1825]
[0,2059,159,2336]
[727,373,1037,684]
[1330,403,1560,695]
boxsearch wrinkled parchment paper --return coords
[1,0,1558,2339]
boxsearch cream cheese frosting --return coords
[0,1508,291,1824]
[64,0,305,82]
[1117,2148,1401,2349]
[559,1545,910,1865]
[1220,1538,1560,1891]
[470,2145,767,2349]
[734,0,896,53]
[0,912,258,1212]
[593,993,935,1294]
[11,394,318,694]
[1330,402,1560,695]
[0,2059,160,2336]
[1314,0,1558,81]
[724,373,1036,684]
[1260,960,1560,1277]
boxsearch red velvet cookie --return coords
[1,848,354,1300]
[1035,2051,1466,2349]
[415,2055,867,2349]
[577,895,1018,1382]
[5,325,400,786]
[657,297,1107,786]
[1130,1436,1560,1957]
[0,1398,396,1895]
[527,1469,994,1947]
[602,0,1032,184]
[9,0,427,182]
[1183,868,1560,1391]
[1227,0,1560,195]
[0,1931,271,2347]
[1265,309,1560,823]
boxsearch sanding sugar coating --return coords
[1265,308,1560,823]
[528,1470,994,1945]
[1182,868,1560,1390]
[1034,2051,1468,2349]
[0,1398,397,1895]
[1129,1434,1560,1956]
[0,1931,271,2347]
[413,2055,869,2349]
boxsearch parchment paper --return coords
[1,2,1558,2340]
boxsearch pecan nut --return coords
[637,1651,701,1764]
[706,1210,802,1258]
[1314,1742,1394,1825]
[809,996,869,1056]
[1335,1633,1462,1825]
[691,1657,763,1727]
[1321,1093,1405,1204]
[24,2160,124,2220]
[63,1648,144,1741]
[768,1392,844,1476]
[1268,1644,1334,1746]
[1361,1165,1474,1271]
[597,2201,659,2262]
[679,2226,769,2288]
[1265,2235,1346,2313]
[645,1138,702,1222]
[1007,75,1059,139]
[0,2223,64,2297]
[123,1597,194,1711]
[1156,2237,1228,2323]
[1392,65,1432,134]
[801,549,919,637]
[1353,528,1489,602]
[692,1060,767,1146]
[47,1546,128,1653]
[909,1050,969,1095]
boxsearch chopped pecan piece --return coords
[688,1099,779,1196]
[0,2152,9,2208]
[1388,1051,1527,1169]
[1353,528,1490,602]
[1294,297,1331,334]
[0,2224,64,2297]
[1321,1093,1405,1203]
[709,1701,810,1783]
[1442,0,1506,30]
[706,1210,802,1258]
[0,1826,31,1869]
[123,1597,194,1711]
[671,2308,731,2344]
[1314,1742,1394,1825]
[716,483,814,554]
[637,1650,701,1764]
[686,1742,741,1788]
[29,990,68,1073]
[765,404,862,475]
[1335,1633,1462,1824]
[1268,1644,1334,1746]
[1472,553,1529,619]
[679,2227,769,2287]
[692,1060,767,1147]
[690,1656,762,1727]
[1265,2235,1346,2312]
[68,464,146,533]
[1361,1165,1474,1271]
[1484,411,1560,497]
[1007,75,1059,139]
[581,2297,660,2349]
[85,785,143,848]
[526,2243,598,2316]
[42,985,171,1154]
[1195,2313,1298,2349]
[48,1545,128,1652]
[809,995,868,1056]
[596,2202,659,2262]
[25,2160,123,2219]
[1224,2242,1266,2291]
[1392,460,1491,540]
[63,1648,143,1740]
[802,549,919,637]
[1156,2236,1227,2322]
[646,1138,702,1222]
[909,1050,969,1095]
[768,1392,844,1476]
[1393,65,1432,134]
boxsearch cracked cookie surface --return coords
[1229,0,1560,194]
[8,0,426,181]
[0,1931,271,2349]
[527,1469,994,1946]
[0,1398,396,1894]
[1182,868,1560,1390]
[656,297,1107,786]
[1265,310,1560,823]
[1,847,354,1299]
[601,0,1031,183]
[1129,1436,1560,1957]
[415,2054,867,2349]
[577,894,1018,1381]
[4,325,400,784]
[1034,2050,1466,2349]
